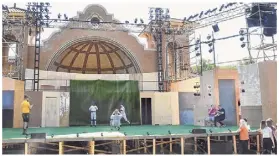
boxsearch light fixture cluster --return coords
[26,2,51,27]
[182,2,239,22]
[239,28,248,48]
[207,34,214,53]
[149,8,170,21]
[193,82,201,96]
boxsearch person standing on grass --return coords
[89,102,98,127]
[236,119,249,154]
[260,120,275,154]
[21,95,33,135]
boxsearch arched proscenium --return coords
[46,36,142,74]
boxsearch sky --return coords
[4,0,277,66]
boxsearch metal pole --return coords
[199,35,203,76]
[212,32,216,68]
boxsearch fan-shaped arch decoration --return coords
[46,37,142,74]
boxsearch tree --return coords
[191,59,214,74]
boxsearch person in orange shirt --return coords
[21,95,33,135]
[236,119,249,154]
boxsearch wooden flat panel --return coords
[258,61,277,123]
[45,97,59,127]
[2,77,15,90]
[13,80,25,128]
[25,91,43,127]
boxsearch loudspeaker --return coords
[191,129,206,134]
[30,133,47,139]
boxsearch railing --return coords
[24,79,168,92]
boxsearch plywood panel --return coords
[2,91,14,109]
[25,91,43,127]
[258,61,277,123]
[170,77,200,92]
[2,77,15,90]
[13,80,25,128]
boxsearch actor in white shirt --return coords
[120,105,130,124]
[89,103,98,127]
[110,109,122,131]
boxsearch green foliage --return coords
[191,59,214,74]
[69,80,140,126]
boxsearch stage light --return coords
[29,28,32,36]
[240,36,245,41]
[241,43,246,48]
[64,14,68,20]
[241,89,245,93]
[183,17,187,22]
[212,24,220,32]
[134,18,138,24]
[195,46,199,51]
[208,93,211,96]
[209,49,213,53]
[195,52,201,57]
[45,2,50,6]
[140,18,144,24]
[207,35,211,40]
[44,8,49,12]
[219,4,225,12]
[208,42,213,47]
[199,11,203,18]
[239,29,245,35]
[58,13,61,19]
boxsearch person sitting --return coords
[205,105,217,126]
[214,105,225,127]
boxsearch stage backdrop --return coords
[69,80,140,126]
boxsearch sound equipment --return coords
[30,133,46,139]
[191,129,206,134]
[211,141,233,154]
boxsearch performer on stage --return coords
[120,105,130,124]
[89,102,98,127]
[214,105,226,127]
[21,95,33,135]
[110,109,122,131]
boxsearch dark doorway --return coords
[141,98,152,125]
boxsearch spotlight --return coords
[29,28,32,36]
[207,35,211,40]
[209,49,213,53]
[196,52,200,57]
[140,18,144,24]
[64,14,68,20]
[45,2,50,6]
[134,18,138,24]
[208,42,213,47]
[195,46,199,51]
[241,89,245,93]
[241,43,246,48]
[208,93,211,96]
[58,13,61,19]
[240,37,245,41]
[239,29,244,35]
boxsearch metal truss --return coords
[2,21,26,80]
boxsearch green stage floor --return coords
[2,125,255,140]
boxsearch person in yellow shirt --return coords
[21,95,33,135]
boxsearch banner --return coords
[69,80,140,126]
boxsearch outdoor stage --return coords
[2,125,261,154]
